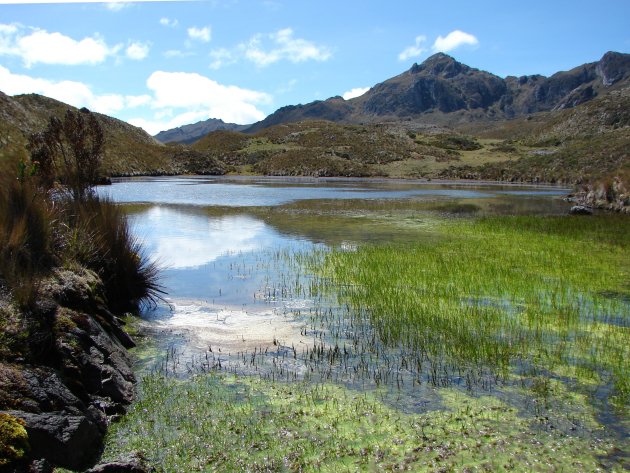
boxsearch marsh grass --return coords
[318,215,630,411]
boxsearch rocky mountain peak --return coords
[596,51,630,86]
[410,53,468,79]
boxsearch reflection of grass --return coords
[320,215,630,412]
[103,373,613,472]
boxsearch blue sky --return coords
[0,0,628,135]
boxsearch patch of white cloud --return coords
[398,35,427,61]
[0,23,121,67]
[164,49,195,59]
[139,71,270,132]
[187,26,211,43]
[126,41,150,60]
[432,30,479,53]
[105,2,131,11]
[159,17,178,28]
[342,87,369,100]
[0,65,148,116]
[241,28,331,67]
[209,48,236,69]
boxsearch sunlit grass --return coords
[319,215,630,410]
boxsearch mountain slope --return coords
[154,118,249,145]
[0,92,226,176]
[246,51,630,132]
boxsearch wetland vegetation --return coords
[97,178,629,472]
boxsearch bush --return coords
[0,413,29,468]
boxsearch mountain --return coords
[154,118,250,145]
[0,92,226,176]
[245,51,630,132]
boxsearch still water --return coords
[99,176,572,366]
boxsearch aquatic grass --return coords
[318,215,630,411]
[103,372,616,472]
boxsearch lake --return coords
[99,176,572,373]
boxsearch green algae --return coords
[102,373,620,472]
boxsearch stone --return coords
[3,410,103,471]
[87,452,155,473]
[569,205,593,215]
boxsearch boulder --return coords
[569,205,593,215]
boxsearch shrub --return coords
[0,413,29,468]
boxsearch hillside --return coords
[246,51,630,132]
[154,118,249,145]
[0,92,226,177]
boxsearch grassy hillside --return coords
[192,120,518,178]
[0,93,226,177]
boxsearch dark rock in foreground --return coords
[0,268,138,471]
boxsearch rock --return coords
[569,205,593,215]
[3,410,103,470]
[87,452,155,473]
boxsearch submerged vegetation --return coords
[103,210,630,471]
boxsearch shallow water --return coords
[99,176,572,364]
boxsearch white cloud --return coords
[122,70,271,134]
[164,49,194,58]
[209,48,236,69]
[187,26,211,43]
[126,41,150,60]
[159,17,178,28]
[0,65,149,116]
[432,30,479,53]
[398,35,427,61]
[241,28,331,67]
[0,23,120,67]
[105,2,131,11]
[342,87,369,100]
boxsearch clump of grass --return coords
[0,156,161,315]
[60,196,163,313]
[0,162,55,309]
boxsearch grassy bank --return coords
[101,213,629,471]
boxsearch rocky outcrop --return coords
[0,268,138,471]
[568,176,630,213]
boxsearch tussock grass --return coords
[0,157,162,313]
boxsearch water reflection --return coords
[130,206,279,269]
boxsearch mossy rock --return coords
[0,413,29,467]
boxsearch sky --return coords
[0,0,629,135]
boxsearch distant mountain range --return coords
[154,118,249,144]
[0,50,628,189]
[243,51,630,132]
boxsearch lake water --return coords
[98,176,572,371]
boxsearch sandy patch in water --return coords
[151,299,311,354]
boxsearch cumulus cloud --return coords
[241,28,331,67]
[0,65,147,115]
[126,41,150,60]
[187,26,211,43]
[159,17,178,28]
[398,35,427,61]
[121,70,271,134]
[342,87,369,100]
[432,30,479,53]
[0,23,120,67]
